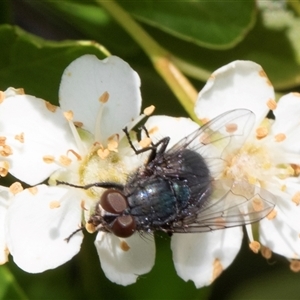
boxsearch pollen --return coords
[99,91,109,103]
[256,126,268,139]
[0,145,13,157]
[45,101,57,112]
[120,240,130,252]
[292,192,300,205]
[49,200,60,209]
[292,92,300,97]
[64,110,74,121]
[0,91,5,103]
[15,132,24,143]
[267,99,277,110]
[86,223,96,233]
[143,105,155,116]
[249,241,261,253]
[212,259,223,282]
[225,123,238,133]
[252,197,264,212]
[267,209,277,220]
[139,137,152,148]
[9,182,23,195]
[43,155,55,164]
[290,260,300,272]
[261,246,272,259]
[0,161,9,177]
[0,137,6,146]
[274,133,286,142]
[28,186,38,195]
[59,155,72,166]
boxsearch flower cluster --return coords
[1,55,300,288]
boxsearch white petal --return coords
[171,228,243,288]
[144,115,199,149]
[259,207,300,258]
[94,232,155,285]
[195,61,274,125]
[0,186,11,264]
[6,185,83,273]
[0,95,78,185]
[59,55,141,143]
[271,93,300,153]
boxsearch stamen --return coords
[74,121,83,128]
[143,105,155,116]
[212,259,223,282]
[45,101,57,112]
[9,182,23,195]
[14,132,24,143]
[292,192,300,206]
[0,137,6,146]
[64,110,74,121]
[86,223,96,233]
[252,196,264,212]
[99,91,109,103]
[120,240,130,252]
[249,241,261,253]
[59,155,72,166]
[28,186,38,195]
[0,91,5,103]
[0,161,9,177]
[267,99,277,110]
[225,123,238,133]
[43,155,55,164]
[49,200,61,209]
[261,246,272,259]
[0,145,12,156]
[256,126,268,139]
[97,147,110,159]
[290,260,300,272]
[139,137,152,148]
[267,209,277,220]
[274,133,286,142]
[67,149,82,161]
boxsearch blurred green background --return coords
[1,0,300,299]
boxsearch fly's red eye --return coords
[111,215,136,238]
[100,189,128,214]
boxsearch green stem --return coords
[97,0,199,122]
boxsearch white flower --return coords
[0,55,156,285]
[144,61,300,287]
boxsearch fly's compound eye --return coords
[111,215,136,238]
[100,189,128,214]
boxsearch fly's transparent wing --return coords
[169,179,275,233]
[165,109,255,178]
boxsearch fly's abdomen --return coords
[127,176,191,229]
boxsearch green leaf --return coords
[0,24,109,104]
[143,8,300,90]
[117,0,256,49]
[0,266,27,300]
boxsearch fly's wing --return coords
[165,109,255,178]
[169,179,275,233]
